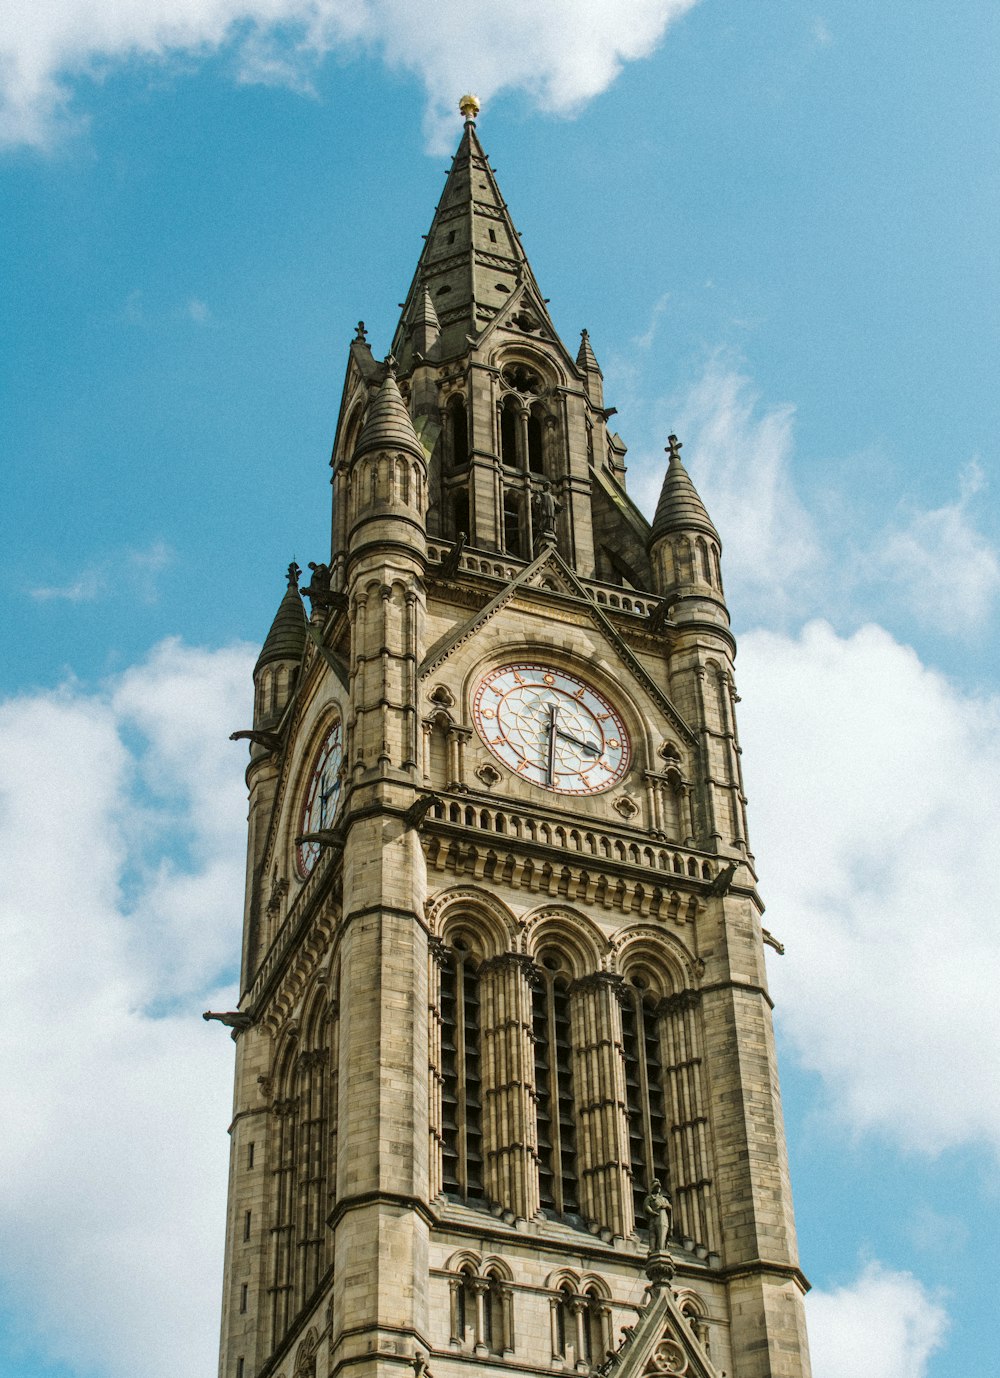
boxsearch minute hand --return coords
[555,726,601,756]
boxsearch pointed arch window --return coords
[440,945,485,1202]
[527,405,544,474]
[448,397,469,468]
[620,979,670,1228]
[500,398,519,468]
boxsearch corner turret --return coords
[253,561,307,729]
[346,362,428,567]
[648,436,727,627]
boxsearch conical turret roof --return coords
[256,564,307,672]
[649,438,720,545]
[354,367,424,461]
[576,328,602,375]
[391,112,549,363]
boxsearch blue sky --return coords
[2,3,998,1376]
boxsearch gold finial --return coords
[459,93,481,121]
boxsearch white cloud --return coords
[0,0,700,150]
[873,461,1000,635]
[738,619,1000,1154]
[807,1263,948,1378]
[0,639,255,1377]
[185,295,212,324]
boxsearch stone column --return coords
[568,972,632,1239]
[478,953,539,1221]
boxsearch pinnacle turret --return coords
[355,366,424,462]
[649,436,720,545]
[255,562,307,674]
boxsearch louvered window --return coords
[621,982,670,1226]
[532,964,578,1218]
[440,947,485,1201]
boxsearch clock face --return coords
[472,664,630,795]
[296,721,343,878]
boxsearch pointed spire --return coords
[410,286,441,356]
[649,435,720,545]
[576,328,602,375]
[354,363,424,461]
[256,563,307,673]
[391,103,547,364]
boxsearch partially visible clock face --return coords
[296,720,343,878]
[472,663,630,795]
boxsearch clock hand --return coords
[555,726,601,756]
[546,703,559,785]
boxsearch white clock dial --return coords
[296,721,343,878]
[472,664,629,795]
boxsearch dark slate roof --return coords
[649,450,720,545]
[255,569,307,672]
[354,369,424,461]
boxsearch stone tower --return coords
[214,102,812,1378]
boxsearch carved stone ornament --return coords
[475,762,502,788]
[646,1338,687,1375]
[613,795,639,821]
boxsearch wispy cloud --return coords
[0,0,701,151]
[184,296,213,325]
[872,460,1000,635]
[632,292,671,351]
[29,568,107,602]
[29,540,174,606]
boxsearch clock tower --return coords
[214,101,812,1378]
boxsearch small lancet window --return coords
[527,406,544,474]
[500,400,519,468]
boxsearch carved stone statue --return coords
[643,1179,673,1254]
[302,560,334,613]
[532,480,561,547]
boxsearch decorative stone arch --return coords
[493,343,568,393]
[520,904,608,978]
[444,1247,483,1274]
[674,1288,712,1352]
[611,925,697,998]
[292,1327,318,1378]
[545,1266,583,1293]
[425,886,518,962]
[338,393,367,464]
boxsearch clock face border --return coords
[295,719,344,880]
[471,662,631,796]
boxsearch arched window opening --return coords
[582,1288,608,1365]
[553,1284,573,1359]
[450,398,469,468]
[697,538,712,583]
[500,401,519,468]
[527,407,544,474]
[451,488,470,541]
[440,946,485,1203]
[503,491,524,558]
[532,960,579,1219]
[621,980,670,1228]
